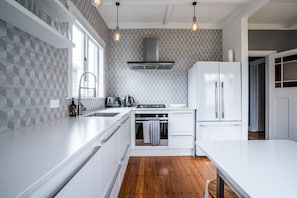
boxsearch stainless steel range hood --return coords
[127,38,175,70]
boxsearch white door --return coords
[219,62,241,121]
[268,49,297,140]
[197,62,220,121]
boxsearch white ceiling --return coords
[97,0,297,30]
[249,0,297,29]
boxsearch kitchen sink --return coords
[85,112,119,117]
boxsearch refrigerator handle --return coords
[215,81,218,119]
[221,82,224,119]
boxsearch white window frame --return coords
[67,0,105,98]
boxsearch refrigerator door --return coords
[196,62,220,121]
[195,121,242,156]
[219,62,241,121]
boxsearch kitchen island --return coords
[198,140,297,198]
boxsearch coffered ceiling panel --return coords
[96,0,297,30]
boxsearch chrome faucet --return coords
[78,72,97,115]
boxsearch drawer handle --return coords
[49,146,101,197]
[171,112,192,115]
[104,164,121,198]
[101,125,121,144]
[121,144,130,161]
[121,116,129,125]
[170,133,193,136]
[199,124,240,127]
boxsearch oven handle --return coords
[135,120,168,124]
[135,117,168,121]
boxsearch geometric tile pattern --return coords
[0,1,110,133]
[0,19,68,133]
[108,29,222,105]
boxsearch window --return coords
[71,23,103,98]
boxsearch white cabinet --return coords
[99,114,131,198]
[99,126,120,197]
[54,146,101,198]
[118,116,131,184]
[195,62,241,121]
[168,110,195,152]
[47,114,131,198]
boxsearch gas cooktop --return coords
[136,104,166,108]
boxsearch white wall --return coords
[222,17,249,140]
[221,0,270,140]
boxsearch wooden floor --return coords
[119,156,216,198]
[248,131,265,140]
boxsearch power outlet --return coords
[50,99,60,109]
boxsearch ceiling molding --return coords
[110,22,222,30]
[248,23,297,30]
[102,0,250,6]
[220,0,270,28]
[163,5,173,25]
[248,50,277,57]
[284,16,297,28]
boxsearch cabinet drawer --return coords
[169,135,194,149]
[169,111,194,133]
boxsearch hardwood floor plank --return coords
[119,156,216,198]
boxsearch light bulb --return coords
[192,17,198,32]
[114,27,121,41]
[91,0,103,7]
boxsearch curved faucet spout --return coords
[78,72,97,115]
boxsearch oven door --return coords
[135,113,168,146]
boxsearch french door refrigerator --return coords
[188,61,242,156]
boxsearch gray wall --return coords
[108,29,222,105]
[249,30,297,52]
[0,1,109,134]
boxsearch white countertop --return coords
[198,140,297,198]
[133,107,195,111]
[0,108,132,197]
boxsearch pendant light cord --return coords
[193,2,197,18]
[116,2,120,28]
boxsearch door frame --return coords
[248,50,277,139]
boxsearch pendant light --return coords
[91,0,103,7]
[114,2,121,41]
[192,2,198,32]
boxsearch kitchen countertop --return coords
[133,107,195,111]
[0,108,132,198]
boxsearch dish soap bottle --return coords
[69,98,77,116]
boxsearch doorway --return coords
[248,57,265,140]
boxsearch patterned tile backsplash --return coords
[108,29,222,105]
[0,20,68,133]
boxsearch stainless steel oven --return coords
[135,112,168,146]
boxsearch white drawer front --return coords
[169,135,194,149]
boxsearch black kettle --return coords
[124,95,135,107]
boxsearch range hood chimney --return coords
[127,38,175,70]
